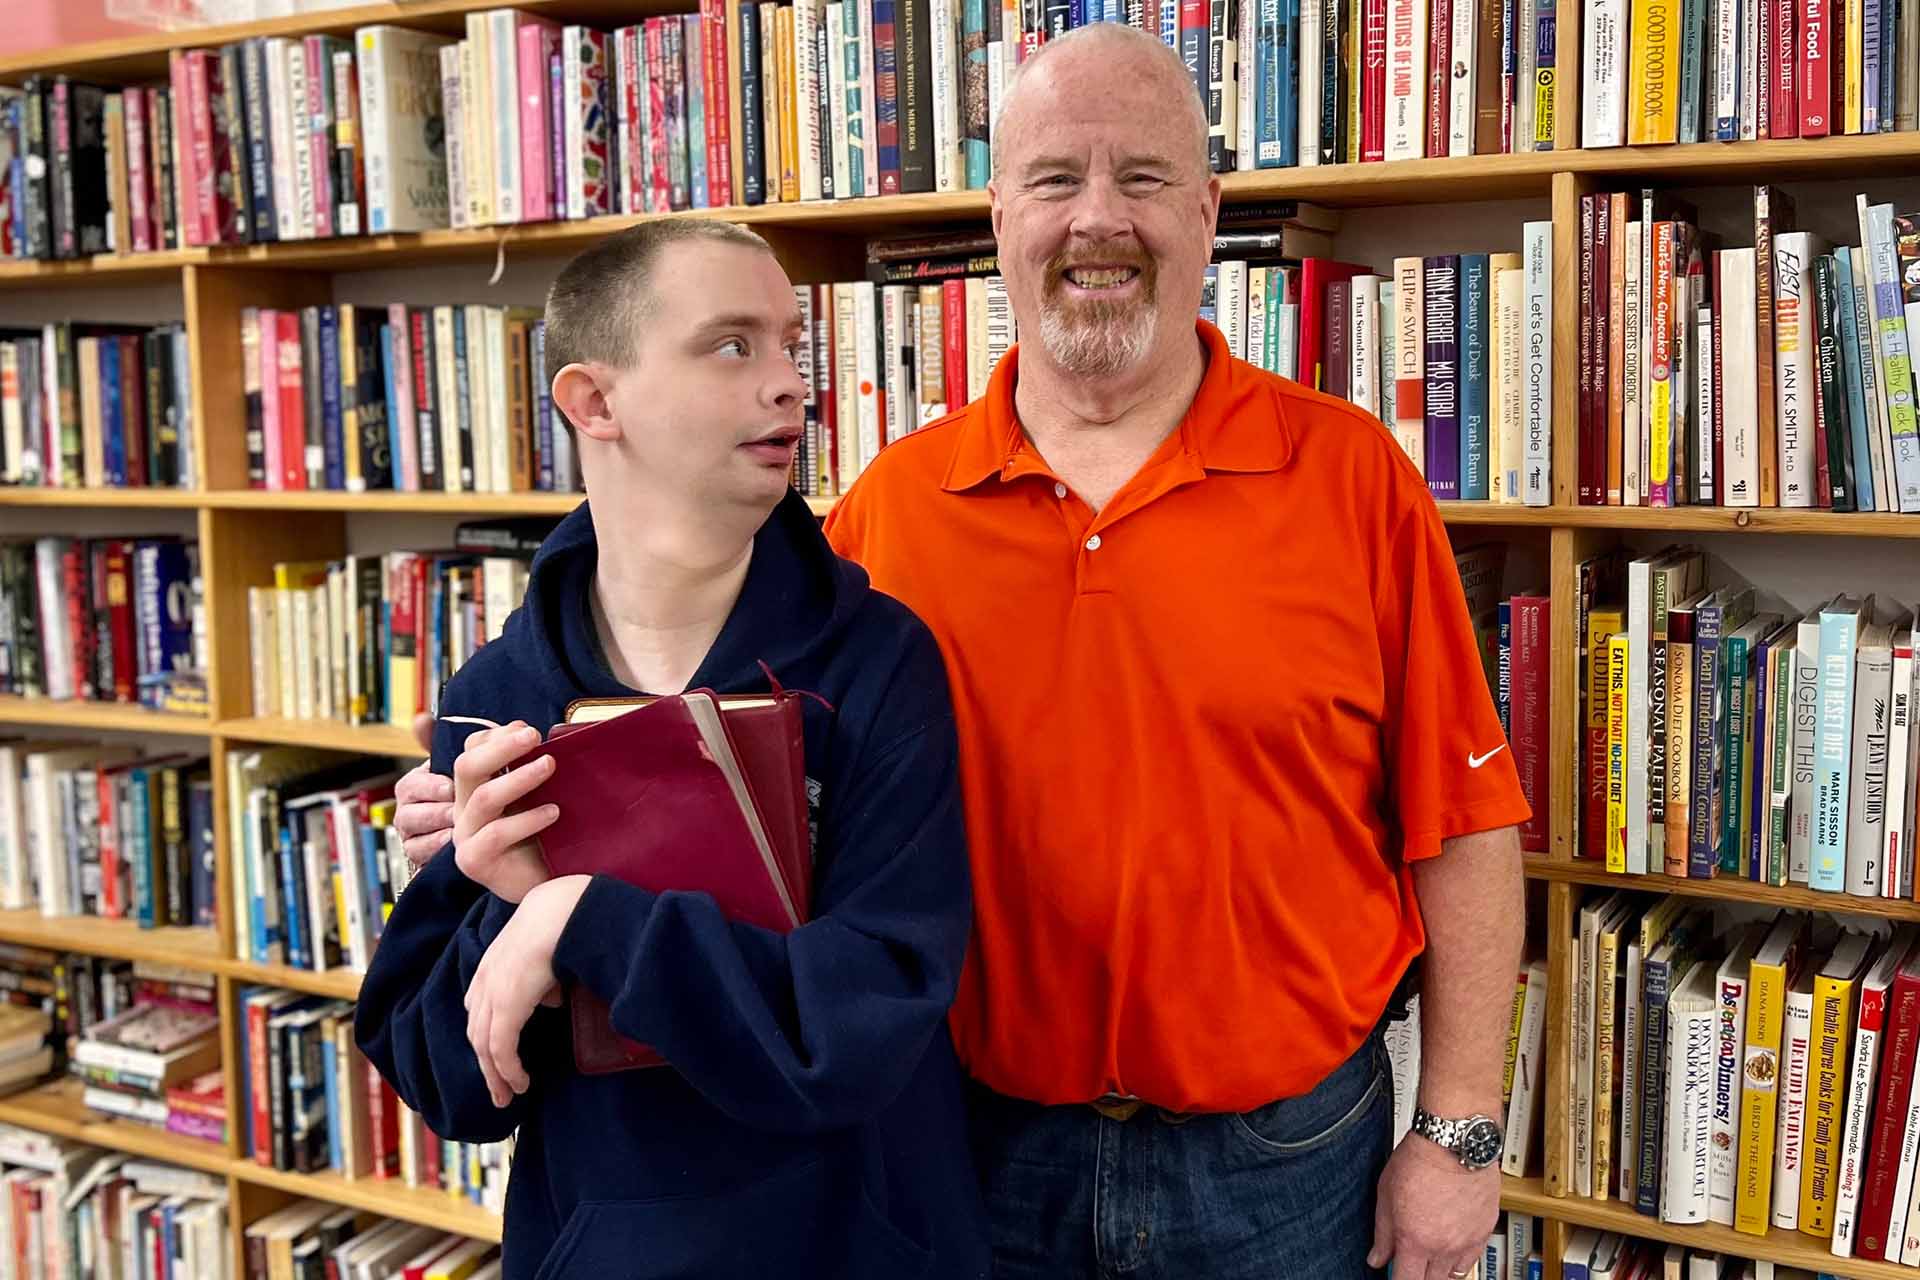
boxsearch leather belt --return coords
[1089,1094,1195,1124]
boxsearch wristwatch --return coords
[1410,1108,1505,1170]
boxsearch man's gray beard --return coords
[1036,301,1158,378]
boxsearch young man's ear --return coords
[550,363,623,444]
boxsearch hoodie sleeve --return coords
[353,709,570,1143]
[548,632,971,1136]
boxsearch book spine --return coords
[1460,254,1491,499]
[1422,255,1461,498]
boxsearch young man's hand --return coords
[394,712,456,867]
[451,721,560,904]
[465,873,591,1107]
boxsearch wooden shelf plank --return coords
[234,1164,502,1242]
[1522,858,1920,922]
[1565,130,1920,189]
[199,490,836,518]
[1501,1175,1913,1277]
[215,716,427,759]
[0,696,209,736]
[0,909,223,969]
[1550,504,1920,538]
[0,1079,231,1175]
[224,959,363,1002]
[0,486,205,508]
[0,249,207,289]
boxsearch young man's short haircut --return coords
[543,220,776,435]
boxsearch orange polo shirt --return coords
[823,320,1530,1114]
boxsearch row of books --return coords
[1574,547,1920,897]
[227,748,414,975]
[75,997,225,1144]
[0,537,207,715]
[1568,905,1920,1264]
[241,304,580,496]
[1451,542,1553,852]
[244,1200,499,1280]
[0,325,195,492]
[1227,224,1555,503]
[239,987,508,1208]
[1575,187,1920,513]
[254,543,531,732]
[0,1126,232,1280]
[1581,0,1920,148]
[0,743,217,931]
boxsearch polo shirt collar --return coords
[940,318,1295,494]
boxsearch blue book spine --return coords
[1834,248,1876,512]
[1635,955,1674,1216]
[319,306,344,491]
[244,40,276,241]
[1200,263,1219,326]
[278,821,305,969]
[1422,255,1462,500]
[1497,600,1512,735]
[533,322,554,490]
[130,769,154,928]
[1460,253,1491,501]
[1812,607,1859,891]
[189,779,215,927]
[845,2,867,195]
[1533,0,1556,150]
[1723,629,1751,875]
[101,338,126,486]
[965,0,991,187]
[360,825,386,943]
[323,1029,342,1171]
[1749,637,1772,881]
[740,3,764,205]
[874,0,901,182]
[379,324,404,490]
[1864,0,1883,132]
[1529,1261,1544,1280]
[1688,600,1724,877]
[451,309,471,490]
[1881,0,1898,128]
[1071,0,1087,26]
[171,328,193,487]
[683,15,709,209]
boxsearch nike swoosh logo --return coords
[1468,744,1508,769]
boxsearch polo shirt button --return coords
[1085,534,1102,551]
[1054,482,1067,499]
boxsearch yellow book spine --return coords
[1593,931,1622,1197]
[777,6,800,202]
[1800,975,1855,1237]
[1608,632,1630,872]
[1846,0,1864,133]
[1737,956,1788,1234]
[1627,0,1681,143]
[1588,608,1623,864]
[1503,969,1527,1106]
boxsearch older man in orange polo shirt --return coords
[392,22,1526,1279]
[823,23,1527,1280]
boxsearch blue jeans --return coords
[966,1033,1393,1280]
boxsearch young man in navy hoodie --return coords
[353,219,989,1280]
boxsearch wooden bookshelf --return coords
[0,1,1917,1274]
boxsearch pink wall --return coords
[0,3,151,60]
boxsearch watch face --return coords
[1461,1119,1504,1169]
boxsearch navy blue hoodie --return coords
[354,490,990,1280]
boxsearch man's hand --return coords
[451,721,559,904]
[1366,1136,1500,1280]
[395,712,456,867]
[465,874,590,1107]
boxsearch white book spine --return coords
[1498,267,1525,502]
[1506,1213,1533,1280]
[797,1,823,203]
[827,7,851,200]
[1709,967,1748,1223]
[562,30,585,220]
[966,276,989,404]
[931,0,960,192]
[1887,637,1915,901]
[1385,993,1422,1146]
[0,749,20,912]
[1384,0,1426,161]
[1523,220,1553,505]
[1393,257,1426,472]
[1274,303,1300,381]
[271,39,300,241]
[1740,0,1759,138]
[1862,200,1920,512]
[1772,232,1820,508]
[1218,261,1248,361]
[1352,275,1381,417]
[853,282,883,479]
[1515,0,1537,150]
[1236,0,1256,170]
[984,276,1014,390]
[1850,635,1894,896]
[489,12,522,223]
[287,44,314,239]
[1299,0,1324,165]
[1576,909,1600,1196]
[858,0,880,198]
[1896,1062,1920,1262]
[1771,986,1814,1230]
[1248,267,1270,375]
[1449,0,1476,156]
[1623,221,1644,505]
[1833,993,1888,1255]
[1503,961,1549,1177]
[1713,0,1739,135]
[24,759,63,918]
[1662,999,1713,1224]
[1696,305,1715,501]
[1620,942,1643,1205]
[1583,0,1628,145]
[440,45,467,232]
[1721,248,1760,506]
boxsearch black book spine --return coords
[244,39,276,242]
[898,0,935,193]
[22,79,51,260]
[741,4,765,205]
[1810,254,1854,511]
[51,79,75,259]
[218,44,253,244]
[355,311,392,490]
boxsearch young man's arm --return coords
[352,717,567,1141]
[467,639,972,1137]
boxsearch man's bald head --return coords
[990,23,1211,181]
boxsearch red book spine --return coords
[120,337,147,489]
[411,558,429,715]
[97,770,119,918]
[646,20,673,215]
[422,1127,442,1189]
[1593,196,1613,506]
[305,40,333,239]
[275,311,305,491]
[1798,0,1829,135]
[943,280,968,415]
[367,1074,394,1178]
[166,53,202,248]
[518,25,554,223]
[1363,0,1389,160]
[249,999,274,1165]
[620,27,644,215]
[1426,0,1453,157]
[704,0,734,206]
[186,53,218,247]
[1512,594,1551,852]
[409,312,436,491]
[1857,971,1920,1259]
[60,544,91,700]
[1579,194,1595,504]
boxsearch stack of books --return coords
[72,1002,221,1133]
